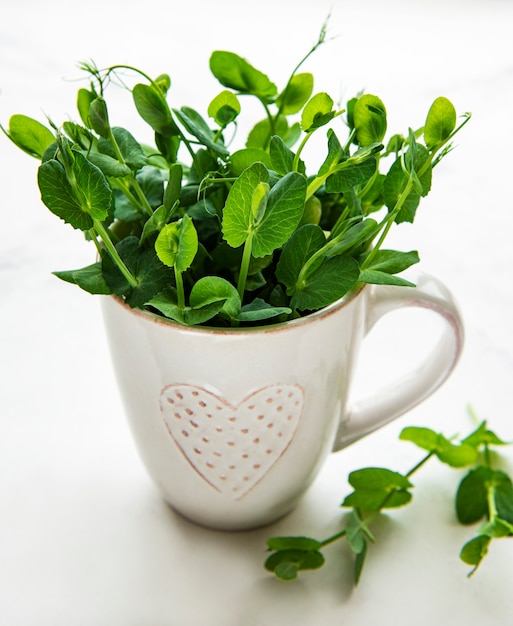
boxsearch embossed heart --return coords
[159,383,304,499]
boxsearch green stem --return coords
[320,528,347,548]
[107,128,153,217]
[97,63,197,162]
[274,15,329,121]
[484,443,492,469]
[93,219,138,288]
[405,451,435,478]
[174,266,185,310]
[319,450,435,550]
[359,175,414,272]
[293,131,313,172]
[129,175,154,217]
[237,231,254,302]
[487,484,498,520]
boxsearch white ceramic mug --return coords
[101,272,463,530]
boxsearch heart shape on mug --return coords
[159,383,304,499]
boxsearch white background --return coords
[1,0,512,624]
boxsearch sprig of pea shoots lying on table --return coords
[264,408,513,584]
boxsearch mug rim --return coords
[105,282,367,336]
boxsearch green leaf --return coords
[456,467,491,524]
[52,262,112,295]
[400,427,478,467]
[269,135,296,175]
[136,166,166,209]
[133,83,177,136]
[184,301,227,326]
[38,159,94,231]
[301,92,334,132]
[146,289,183,323]
[7,114,55,158]
[72,151,112,221]
[400,426,439,451]
[318,129,344,177]
[495,474,513,524]
[140,203,176,243]
[266,536,322,552]
[383,144,432,222]
[359,270,416,287]
[38,152,111,229]
[353,536,368,585]
[222,162,270,248]
[164,163,183,211]
[479,517,513,539]
[298,195,322,227]
[62,121,94,150]
[209,51,277,100]
[189,276,241,321]
[342,488,412,511]
[348,467,412,491]
[251,171,307,257]
[222,164,306,258]
[342,467,413,511]
[155,132,180,163]
[325,219,379,259]
[291,255,360,312]
[424,96,457,150]
[276,72,314,115]
[274,562,300,581]
[229,148,272,176]
[461,420,510,448]
[99,127,147,171]
[148,288,224,326]
[353,95,387,146]
[86,152,132,178]
[245,115,292,150]
[77,88,96,127]
[154,73,171,94]
[235,298,291,322]
[207,90,241,126]
[346,510,368,554]
[326,157,377,193]
[358,249,419,287]
[89,97,110,138]
[174,106,228,157]
[360,249,420,274]
[265,549,325,580]
[276,224,326,291]
[436,441,478,468]
[155,214,198,271]
[102,237,172,307]
[460,535,491,576]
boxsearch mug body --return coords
[101,288,367,530]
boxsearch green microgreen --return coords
[1,17,470,327]
[264,407,512,585]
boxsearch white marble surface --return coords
[1,0,512,624]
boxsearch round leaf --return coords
[277,72,314,115]
[301,92,334,132]
[207,90,241,126]
[189,276,241,320]
[424,96,456,150]
[353,94,387,146]
[291,255,360,312]
[155,215,198,271]
[8,114,55,158]
[133,83,177,136]
[209,51,277,100]
[456,467,490,524]
[222,162,270,248]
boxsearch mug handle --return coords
[333,273,464,451]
